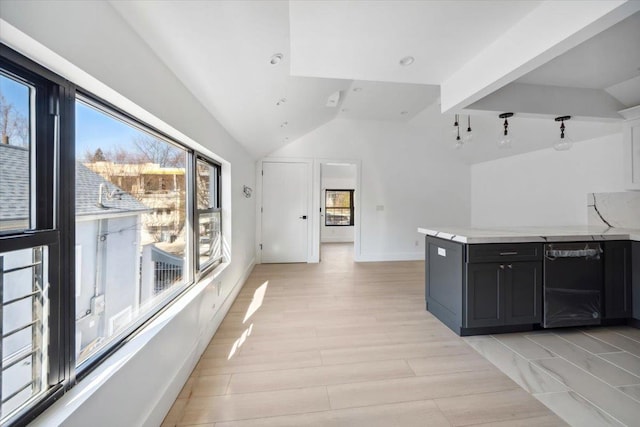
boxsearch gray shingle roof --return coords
[0,144,29,222]
[75,162,150,216]
[1,143,149,222]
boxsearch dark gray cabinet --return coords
[426,236,542,335]
[466,263,502,327]
[425,238,464,333]
[604,241,632,319]
[632,242,640,321]
[466,261,542,328]
[505,262,542,325]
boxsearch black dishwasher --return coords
[543,242,603,328]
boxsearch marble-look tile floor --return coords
[162,243,566,426]
[464,327,640,427]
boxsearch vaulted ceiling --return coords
[111,1,640,159]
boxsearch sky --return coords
[0,73,30,146]
[76,101,141,158]
[1,72,148,158]
[1,73,185,163]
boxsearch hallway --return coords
[162,243,562,426]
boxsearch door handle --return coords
[299,215,307,220]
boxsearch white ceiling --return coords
[288,1,541,84]
[517,12,640,92]
[469,10,640,117]
[110,1,639,160]
[339,81,440,122]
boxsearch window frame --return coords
[0,44,226,425]
[0,44,74,426]
[324,189,355,227]
[194,155,223,277]
[73,92,195,373]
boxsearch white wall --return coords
[0,1,255,426]
[267,108,472,261]
[321,164,356,243]
[471,133,626,227]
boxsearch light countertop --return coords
[417,226,640,244]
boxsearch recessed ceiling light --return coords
[399,56,415,66]
[270,53,283,65]
[276,98,287,106]
[400,111,408,115]
[280,121,288,128]
[352,87,362,92]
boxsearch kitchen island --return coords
[419,227,640,336]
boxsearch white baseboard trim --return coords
[321,237,355,243]
[356,251,423,262]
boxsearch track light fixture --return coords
[553,116,572,151]
[451,114,473,149]
[452,114,459,136]
[464,115,473,143]
[455,122,463,149]
[498,112,514,149]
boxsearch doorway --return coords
[320,163,357,262]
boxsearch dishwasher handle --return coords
[545,244,602,261]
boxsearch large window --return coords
[74,97,190,366]
[0,46,224,425]
[325,189,354,226]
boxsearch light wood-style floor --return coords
[162,243,565,426]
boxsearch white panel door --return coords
[261,162,309,263]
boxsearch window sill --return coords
[30,261,230,426]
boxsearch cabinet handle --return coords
[499,265,505,270]
[507,264,513,269]
[499,252,518,256]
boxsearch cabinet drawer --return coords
[467,243,542,263]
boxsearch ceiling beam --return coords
[440,0,640,113]
[466,83,626,121]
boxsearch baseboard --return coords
[147,257,255,427]
[356,251,423,262]
[321,237,355,243]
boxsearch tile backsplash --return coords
[588,192,640,229]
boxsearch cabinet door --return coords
[604,241,632,319]
[504,262,542,325]
[633,242,640,321]
[466,263,503,328]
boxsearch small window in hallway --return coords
[325,189,354,226]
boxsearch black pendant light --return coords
[553,116,572,151]
[464,115,473,143]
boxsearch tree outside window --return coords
[325,189,354,226]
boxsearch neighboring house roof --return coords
[76,162,150,217]
[0,144,149,222]
[0,144,29,222]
